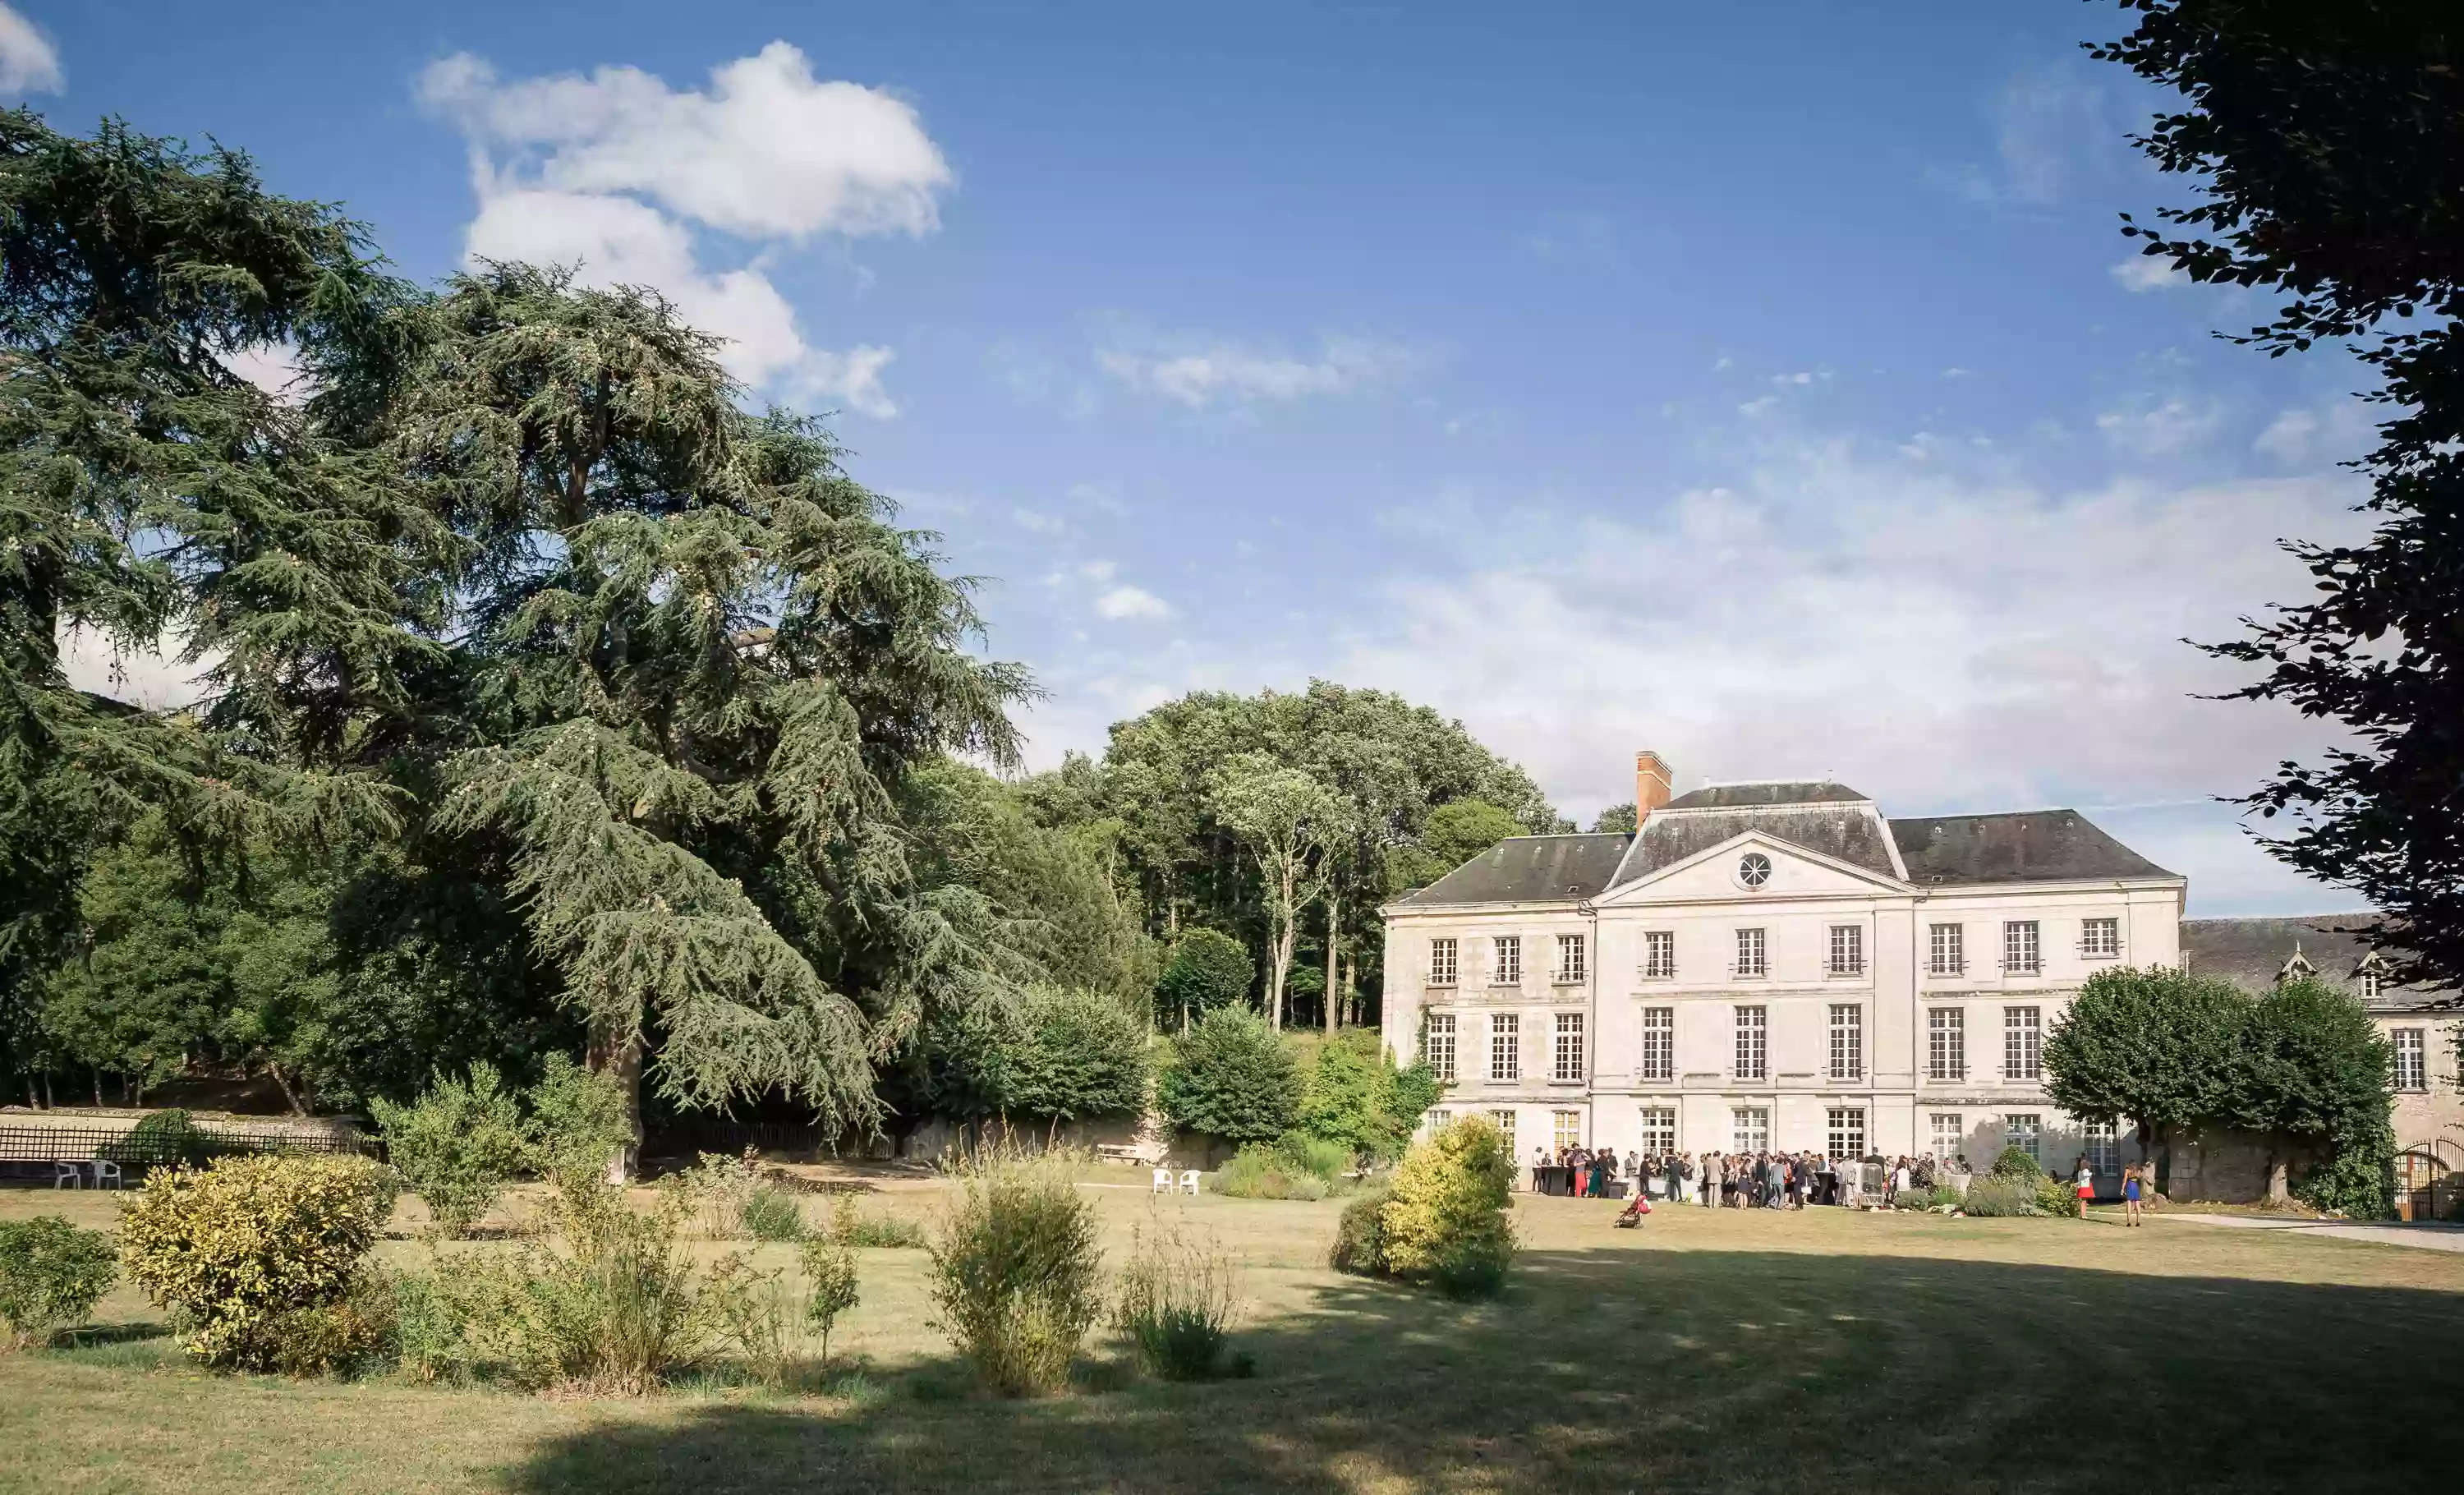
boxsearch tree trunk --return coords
[92,1068,102,1107]
[589,1025,646,1181]
[267,1064,306,1117]
[1324,886,1341,1033]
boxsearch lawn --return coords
[2,1180,2460,1494]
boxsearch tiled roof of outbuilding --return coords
[2181,915,2453,1010]
[1392,832,1634,907]
[1888,811,2174,886]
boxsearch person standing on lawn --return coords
[2123,1164,2145,1226]
[2073,1155,2094,1218]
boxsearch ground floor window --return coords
[1552,1109,1583,1155]
[1489,1110,1517,1161]
[1827,1106,1867,1160]
[1425,1108,1453,1134]
[2082,1120,2117,1175]
[2004,1113,2041,1163]
[1928,1112,1965,1166]
[1639,1106,1676,1152]
[1731,1106,1770,1153]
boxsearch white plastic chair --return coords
[52,1161,82,1189]
[90,1160,122,1190]
[1151,1167,1174,1194]
[1179,1170,1202,1196]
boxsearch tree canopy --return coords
[2091,1,2464,987]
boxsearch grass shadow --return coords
[494,1246,2464,1494]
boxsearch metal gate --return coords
[2396,1142,2462,1222]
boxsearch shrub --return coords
[1296,1031,1440,1165]
[1155,928,1255,1029]
[742,1187,807,1243]
[1958,1176,2046,1217]
[2033,1179,2085,1218]
[1113,1213,1242,1381]
[526,1054,634,1189]
[2296,1113,2399,1219]
[1157,1008,1300,1143]
[388,1269,471,1385]
[117,1153,398,1373]
[1329,1184,1395,1276]
[926,1157,1105,1396]
[370,1063,527,1237]
[827,1195,926,1249]
[0,1217,118,1349]
[1212,1143,1329,1200]
[1379,1117,1515,1298]
[1276,1131,1352,1183]
[673,1150,764,1238]
[439,1185,744,1393]
[1923,1183,1966,1211]
[1009,984,1152,1125]
[802,1237,860,1369]
[99,1109,236,1171]
[1991,1146,2045,1180]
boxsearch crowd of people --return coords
[1533,1145,1961,1209]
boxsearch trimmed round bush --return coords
[1377,1117,1516,1298]
[1158,1007,1301,1143]
[118,1153,398,1373]
[1992,1146,2045,1180]
[1329,1185,1394,1276]
[0,1216,118,1348]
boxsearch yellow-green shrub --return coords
[1377,1117,1515,1298]
[0,1217,118,1349]
[926,1157,1104,1396]
[117,1153,398,1373]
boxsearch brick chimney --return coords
[1634,750,1673,826]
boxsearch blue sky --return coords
[25,1,2382,913]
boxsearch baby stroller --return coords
[1614,1195,1653,1229]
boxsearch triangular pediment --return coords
[1594,828,1908,906]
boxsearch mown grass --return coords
[2,1180,2461,1493]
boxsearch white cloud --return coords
[1094,585,1174,621]
[1736,395,1779,417]
[1339,439,2364,860]
[1932,59,2143,210]
[222,342,308,402]
[2095,398,2223,458]
[0,4,61,95]
[57,624,209,712]
[2109,254,2184,292]
[417,44,949,241]
[421,44,944,415]
[1097,336,1425,409]
[2254,398,2376,468]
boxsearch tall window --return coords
[1928,1111,1965,1164]
[1828,1005,1864,1081]
[2003,1112,2041,1163]
[1827,924,1864,976]
[1928,923,1965,976]
[1423,1013,1456,1083]
[1551,1012,1585,1082]
[1554,932,1587,983]
[1928,1008,1966,1081]
[1490,1110,1517,1160]
[1488,1013,1520,1082]
[1552,1109,1583,1154]
[1425,1108,1452,1134]
[1642,930,1676,980]
[2002,921,2041,975]
[1639,1007,1675,1083]
[1639,1106,1677,1152]
[1827,1106,1868,1159]
[2396,1028,2428,1091]
[1735,927,1768,978]
[1491,935,1522,986]
[2082,1120,2117,1174]
[2363,966,2385,1002]
[2003,1006,2042,1080]
[2080,918,2120,959]
[1428,937,1458,987]
[1734,1005,1768,1081]
[1731,1106,1770,1152]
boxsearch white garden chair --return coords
[90,1160,122,1190]
[1179,1170,1202,1195]
[52,1161,82,1189]
[1151,1167,1175,1194]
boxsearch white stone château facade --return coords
[1379,752,2186,1172]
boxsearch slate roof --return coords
[1607,801,1901,887]
[1659,780,1871,811]
[1393,832,1634,906]
[2181,915,2453,1010]
[1887,811,2175,887]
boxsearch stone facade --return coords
[1380,756,2182,1178]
